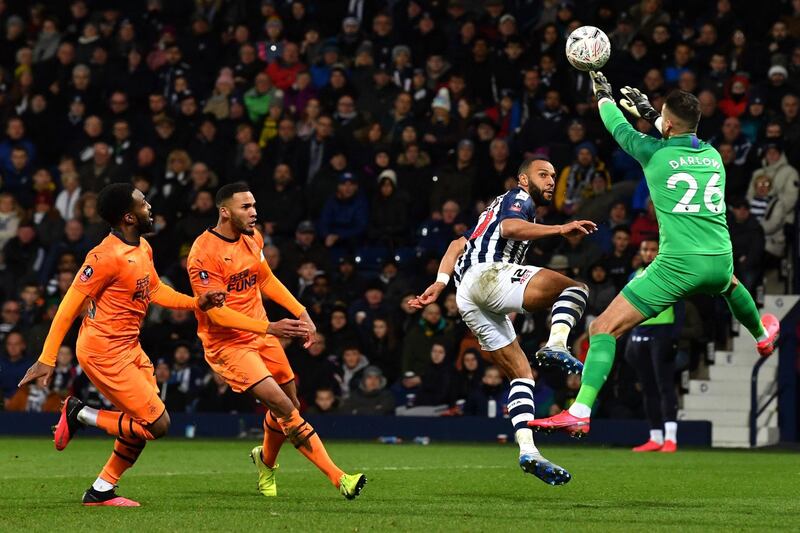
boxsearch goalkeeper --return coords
[529,72,780,436]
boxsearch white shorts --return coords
[456,262,542,352]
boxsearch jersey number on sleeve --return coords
[667,172,724,214]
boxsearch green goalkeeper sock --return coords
[724,283,766,340]
[573,334,617,411]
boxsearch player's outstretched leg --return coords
[722,279,780,356]
[530,294,644,437]
[523,271,588,374]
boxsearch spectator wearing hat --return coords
[257,16,285,64]
[367,168,409,249]
[412,11,448,62]
[740,94,768,143]
[748,139,799,227]
[764,64,791,110]
[279,220,329,279]
[338,365,395,415]
[310,40,341,88]
[389,44,414,92]
[728,197,765,295]
[584,262,617,320]
[318,171,368,251]
[719,74,750,118]
[358,63,401,121]
[421,88,458,158]
[337,16,365,59]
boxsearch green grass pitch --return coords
[2,437,799,532]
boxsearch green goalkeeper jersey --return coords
[599,102,732,257]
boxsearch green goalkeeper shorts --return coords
[621,253,734,319]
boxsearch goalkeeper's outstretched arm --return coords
[590,71,661,167]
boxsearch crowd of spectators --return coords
[0,0,798,420]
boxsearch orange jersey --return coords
[188,229,267,354]
[72,232,162,355]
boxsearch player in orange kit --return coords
[186,182,366,500]
[18,183,225,507]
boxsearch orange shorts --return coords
[204,334,294,393]
[76,343,165,425]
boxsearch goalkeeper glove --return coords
[620,86,661,126]
[590,71,614,102]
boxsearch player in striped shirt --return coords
[410,158,596,485]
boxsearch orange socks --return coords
[277,409,344,486]
[100,438,146,484]
[95,410,156,440]
[261,411,286,468]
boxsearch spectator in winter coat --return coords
[464,365,509,417]
[338,365,395,415]
[429,139,477,213]
[318,172,369,251]
[401,303,454,377]
[728,197,766,295]
[554,142,611,216]
[367,169,409,248]
[335,345,370,400]
[747,140,799,226]
[417,343,457,407]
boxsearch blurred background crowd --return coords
[0,0,797,420]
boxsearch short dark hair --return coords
[664,90,701,132]
[612,225,631,236]
[215,181,250,206]
[641,235,660,245]
[97,183,135,226]
[517,158,550,178]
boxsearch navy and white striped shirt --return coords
[454,187,536,285]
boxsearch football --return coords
[565,25,611,72]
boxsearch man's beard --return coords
[135,215,155,235]
[235,217,255,235]
[529,183,552,206]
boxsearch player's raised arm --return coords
[408,236,466,309]
[590,71,661,167]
